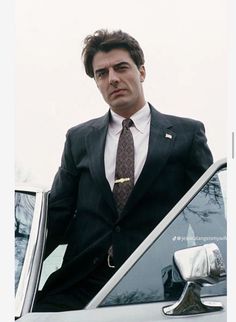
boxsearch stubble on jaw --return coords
[108,91,145,118]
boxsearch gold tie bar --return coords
[114,177,130,184]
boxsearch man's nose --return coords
[109,69,119,86]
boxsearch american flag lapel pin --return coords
[165,133,172,139]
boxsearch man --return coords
[34,29,213,311]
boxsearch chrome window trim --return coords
[87,158,227,309]
[15,186,45,317]
[21,191,49,315]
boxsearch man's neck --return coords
[110,101,147,119]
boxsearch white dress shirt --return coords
[104,102,151,190]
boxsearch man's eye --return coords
[117,65,128,71]
[97,71,106,78]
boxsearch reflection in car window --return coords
[100,168,227,307]
[15,192,36,293]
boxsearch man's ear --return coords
[139,65,146,82]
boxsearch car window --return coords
[38,245,67,290]
[99,167,227,307]
[15,191,36,293]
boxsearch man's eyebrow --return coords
[94,61,131,75]
[94,67,106,75]
[114,61,130,68]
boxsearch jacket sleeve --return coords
[45,130,79,256]
[185,121,213,187]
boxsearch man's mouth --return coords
[110,89,126,97]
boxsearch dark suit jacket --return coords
[41,103,213,296]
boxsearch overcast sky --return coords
[16,0,228,188]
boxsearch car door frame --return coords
[87,158,227,310]
[15,185,48,318]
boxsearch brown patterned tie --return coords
[113,118,134,215]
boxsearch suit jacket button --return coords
[93,257,99,265]
[115,225,121,233]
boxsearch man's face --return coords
[92,48,146,117]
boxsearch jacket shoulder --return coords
[164,113,203,130]
[150,104,204,131]
[66,113,109,139]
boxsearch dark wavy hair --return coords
[82,29,145,78]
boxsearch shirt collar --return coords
[109,102,150,135]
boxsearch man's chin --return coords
[109,98,130,110]
[110,104,136,118]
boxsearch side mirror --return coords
[163,243,226,316]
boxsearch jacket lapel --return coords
[85,105,176,221]
[120,105,176,219]
[85,112,117,219]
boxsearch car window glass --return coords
[15,191,36,293]
[100,167,227,307]
[38,245,67,290]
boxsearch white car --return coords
[15,159,227,322]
